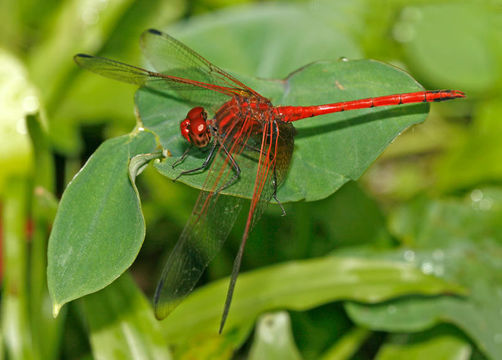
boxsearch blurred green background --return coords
[1,0,501,359]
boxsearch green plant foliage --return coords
[248,312,302,360]
[344,190,502,359]
[2,0,496,358]
[82,274,172,360]
[49,50,436,326]
[376,325,471,360]
[47,131,157,313]
[166,2,363,79]
[2,178,35,360]
[435,101,502,192]
[160,256,462,345]
[319,327,371,360]
[27,114,64,360]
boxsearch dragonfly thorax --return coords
[214,96,275,138]
[180,107,211,148]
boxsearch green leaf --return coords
[129,150,165,180]
[249,312,302,360]
[160,256,463,345]
[47,130,157,314]
[375,325,471,360]
[319,327,371,360]
[344,190,502,360]
[82,273,172,360]
[231,182,393,286]
[140,59,429,203]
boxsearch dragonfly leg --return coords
[243,143,286,215]
[272,167,286,216]
[171,145,192,169]
[214,139,241,193]
[173,142,218,182]
[241,142,285,214]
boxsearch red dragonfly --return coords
[75,29,464,332]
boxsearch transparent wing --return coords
[153,189,245,319]
[140,29,264,99]
[75,30,267,112]
[74,54,239,110]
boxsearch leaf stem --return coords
[1,176,37,360]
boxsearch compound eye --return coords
[187,107,206,122]
[180,118,191,143]
[180,107,211,147]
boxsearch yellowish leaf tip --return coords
[52,303,62,318]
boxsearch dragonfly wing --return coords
[154,189,244,319]
[74,54,156,87]
[74,54,235,110]
[140,29,263,99]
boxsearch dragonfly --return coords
[74,29,464,333]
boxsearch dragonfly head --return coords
[180,107,211,148]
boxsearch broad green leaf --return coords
[160,256,463,345]
[249,312,302,360]
[389,189,502,249]
[47,130,157,314]
[140,59,430,203]
[375,325,471,360]
[344,190,502,360]
[345,248,501,360]
[82,273,171,360]
[234,181,392,281]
